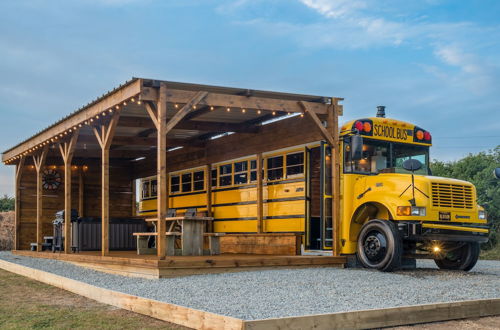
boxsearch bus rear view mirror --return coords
[351,135,363,161]
[494,168,500,179]
[402,159,422,172]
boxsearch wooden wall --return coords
[17,158,134,250]
[133,115,324,179]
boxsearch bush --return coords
[0,195,14,212]
[0,211,14,250]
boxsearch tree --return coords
[0,195,15,212]
[431,146,500,249]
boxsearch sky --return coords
[0,0,499,195]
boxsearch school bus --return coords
[139,108,489,271]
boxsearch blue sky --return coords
[1,0,499,195]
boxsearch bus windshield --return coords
[344,138,430,175]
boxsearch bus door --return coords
[306,142,333,250]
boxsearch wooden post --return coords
[206,164,213,232]
[156,83,168,258]
[256,153,263,233]
[300,100,342,256]
[330,99,342,257]
[78,169,84,217]
[93,112,121,256]
[32,146,48,252]
[14,156,25,250]
[144,86,208,258]
[58,131,79,253]
[132,179,137,216]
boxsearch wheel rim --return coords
[363,230,388,263]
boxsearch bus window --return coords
[392,144,429,175]
[182,173,192,192]
[286,152,304,177]
[250,159,257,182]
[219,164,232,186]
[267,155,283,181]
[142,180,150,199]
[234,161,248,185]
[170,175,180,193]
[193,171,205,191]
[150,180,158,197]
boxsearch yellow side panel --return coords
[139,199,157,216]
[214,220,257,232]
[266,201,305,217]
[213,187,257,204]
[265,218,304,232]
[171,193,207,210]
[265,181,305,200]
[213,205,257,219]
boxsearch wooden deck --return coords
[13,250,346,278]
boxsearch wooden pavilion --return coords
[2,78,345,275]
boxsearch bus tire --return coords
[434,242,480,271]
[357,220,402,272]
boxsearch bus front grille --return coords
[431,183,474,209]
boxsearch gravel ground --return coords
[0,251,498,320]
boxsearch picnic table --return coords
[134,215,223,256]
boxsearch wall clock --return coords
[42,169,62,190]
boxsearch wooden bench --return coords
[203,233,225,255]
[133,232,181,256]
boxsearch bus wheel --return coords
[434,242,480,271]
[357,220,402,272]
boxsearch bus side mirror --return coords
[351,135,363,161]
[494,168,500,179]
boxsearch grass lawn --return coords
[0,269,187,329]
[481,243,500,260]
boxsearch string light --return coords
[64,132,68,135]
[131,97,135,103]
[210,106,214,111]
[90,118,94,123]
[300,113,304,118]
[226,107,231,112]
[174,104,179,109]
[115,105,120,110]
[123,101,127,106]
[96,115,100,119]
[102,112,106,116]
[257,110,261,114]
[193,105,197,110]
[242,109,246,113]
[137,100,142,105]
[78,124,83,128]
[272,111,276,116]
[108,109,113,113]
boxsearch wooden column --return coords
[78,169,84,217]
[58,131,79,253]
[206,164,213,233]
[256,153,264,233]
[32,146,48,252]
[93,112,121,256]
[299,100,342,256]
[328,100,342,257]
[14,156,25,250]
[145,87,208,258]
[131,179,137,216]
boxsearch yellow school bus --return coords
[139,107,489,271]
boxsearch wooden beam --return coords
[14,156,25,250]
[299,101,336,147]
[3,79,142,161]
[329,99,342,257]
[144,102,159,130]
[139,87,330,115]
[165,91,208,133]
[78,168,84,218]
[77,135,204,148]
[118,116,259,133]
[93,112,121,256]
[33,146,48,252]
[59,131,80,254]
[256,153,263,233]
[156,82,168,258]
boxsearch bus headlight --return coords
[397,206,426,216]
[478,210,487,220]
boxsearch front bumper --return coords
[397,221,489,243]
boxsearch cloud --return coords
[300,0,367,19]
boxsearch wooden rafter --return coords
[299,101,336,147]
[165,91,208,133]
